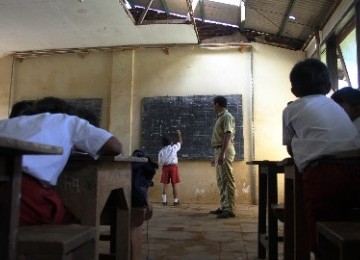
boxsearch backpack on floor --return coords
[131,149,158,208]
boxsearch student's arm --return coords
[176,130,183,144]
[217,131,232,165]
[97,136,123,156]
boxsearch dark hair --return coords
[9,100,35,118]
[289,58,331,97]
[331,87,360,107]
[35,96,75,115]
[213,96,227,108]
[161,136,171,146]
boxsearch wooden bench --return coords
[17,224,96,260]
[317,222,360,260]
[100,205,153,260]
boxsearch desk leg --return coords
[267,166,278,260]
[258,167,267,259]
[284,168,294,260]
[0,156,22,260]
[115,208,131,260]
[294,169,310,260]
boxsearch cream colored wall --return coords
[0,43,305,205]
[252,44,305,160]
[250,44,306,203]
[129,46,253,204]
[4,52,113,127]
[0,56,13,118]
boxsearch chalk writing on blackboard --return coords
[140,95,243,161]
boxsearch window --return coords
[338,27,358,88]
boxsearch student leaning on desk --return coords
[282,58,360,258]
[0,96,122,225]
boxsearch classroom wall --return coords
[0,43,305,205]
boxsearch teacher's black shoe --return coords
[209,208,223,215]
[216,210,235,219]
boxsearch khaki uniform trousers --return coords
[214,145,236,213]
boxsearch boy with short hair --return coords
[158,130,182,207]
[283,58,360,257]
[331,86,360,132]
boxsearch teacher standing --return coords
[210,95,236,219]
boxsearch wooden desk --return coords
[0,137,63,260]
[57,154,147,260]
[278,158,309,260]
[247,160,284,260]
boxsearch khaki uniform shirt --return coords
[211,110,235,147]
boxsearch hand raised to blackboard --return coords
[176,130,183,144]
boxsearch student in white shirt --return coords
[0,97,122,224]
[158,130,182,207]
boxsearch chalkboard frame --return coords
[140,95,244,161]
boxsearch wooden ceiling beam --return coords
[137,0,154,25]
[159,0,170,16]
[277,0,296,36]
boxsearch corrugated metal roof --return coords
[127,0,342,50]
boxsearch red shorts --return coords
[302,162,360,253]
[20,174,78,225]
[160,165,180,185]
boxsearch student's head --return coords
[331,87,360,120]
[35,96,75,115]
[161,136,171,147]
[289,58,331,97]
[9,100,35,118]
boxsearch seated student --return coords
[0,96,122,225]
[282,58,360,257]
[331,86,360,132]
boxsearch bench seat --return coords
[17,224,96,260]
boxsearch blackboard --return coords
[140,95,243,161]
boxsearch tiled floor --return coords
[140,203,284,260]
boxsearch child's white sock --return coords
[174,198,179,203]
[162,194,167,202]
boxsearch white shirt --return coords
[0,113,113,185]
[283,95,360,172]
[158,142,181,166]
[353,117,360,133]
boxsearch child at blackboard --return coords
[158,130,182,206]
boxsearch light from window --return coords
[209,0,240,7]
[339,28,358,88]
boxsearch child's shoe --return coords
[172,201,181,207]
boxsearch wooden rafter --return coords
[137,0,154,25]
[278,0,297,36]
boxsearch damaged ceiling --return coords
[0,0,344,57]
[128,0,342,50]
